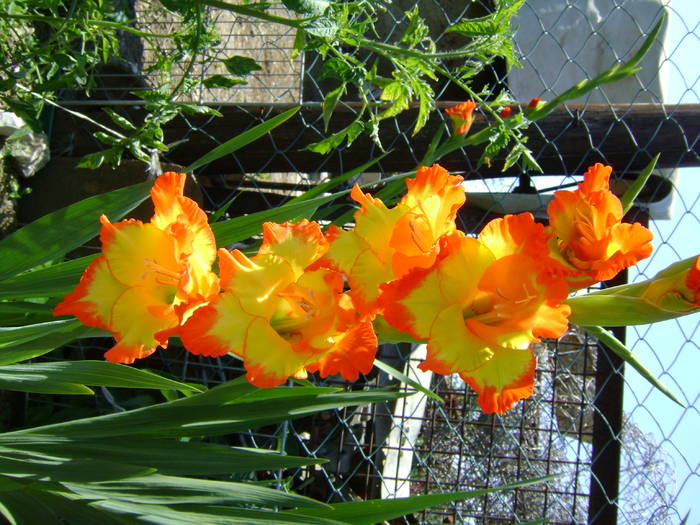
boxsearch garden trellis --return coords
[6,0,700,524]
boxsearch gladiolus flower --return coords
[445,101,477,135]
[180,221,377,388]
[54,172,218,363]
[547,163,653,287]
[380,231,570,414]
[317,164,464,316]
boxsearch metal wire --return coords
[35,1,700,523]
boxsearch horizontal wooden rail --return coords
[53,103,700,176]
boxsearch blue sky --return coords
[622,0,699,522]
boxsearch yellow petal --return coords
[350,185,405,262]
[419,303,493,375]
[218,249,295,318]
[100,217,179,289]
[243,317,317,388]
[105,285,178,363]
[461,347,536,415]
[54,256,126,331]
[180,291,252,358]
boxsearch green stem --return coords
[3,13,180,39]
[15,85,126,140]
[194,0,305,28]
[355,37,476,60]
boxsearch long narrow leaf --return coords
[185,107,300,172]
[373,359,442,403]
[0,322,96,366]
[212,191,345,246]
[0,255,97,301]
[584,325,684,407]
[528,16,665,121]
[91,500,346,525]
[0,386,405,440]
[0,319,78,347]
[1,438,323,476]
[0,361,200,393]
[287,152,390,205]
[65,474,327,509]
[291,475,558,524]
[0,183,150,282]
[621,153,660,213]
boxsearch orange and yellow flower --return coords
[547,163,653,287]
[380,231,570,414]
[444,101,477,135]
[317,164,464,316]
[54,172,218,363]
[180,220,377,388]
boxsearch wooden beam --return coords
[53,103,700,176]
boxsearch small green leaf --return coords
[291,28,306,60]
[621,154,659,214]
[583,325,684,408]
[322,83,345,130]
[282,0,329,15]
[303,17,339,39]
[103,108,137,131]
[202,74,247,89]
[222,56,263,77]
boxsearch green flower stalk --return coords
[566,255,700,326]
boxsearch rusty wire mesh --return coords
[31,0,700,523]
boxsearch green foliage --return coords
[0,0,533,168]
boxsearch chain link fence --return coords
[21,0,700,523]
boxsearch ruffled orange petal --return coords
[547,163,652,286]
[476,254,570,341]
[54,256,125,331]
[417,304,493,376]
[151,172,217,264]
[257,220,328,277]
[104,286,178,363]
[578,163,614,197]
[243,317,316,388]
[306,321,377,381]
[593,222,654,281]
[380,232,494,339]
[218,248,295,318]
[461,348,536,414]
[179,291,251,358]
[394,164,465,252]
[479,213,550,261]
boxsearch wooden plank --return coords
[52,103,700,176]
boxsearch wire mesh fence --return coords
[19,0,700,523]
